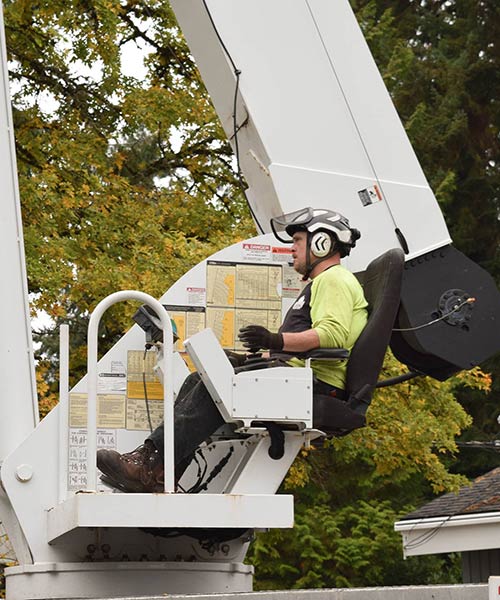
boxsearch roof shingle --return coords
[401,467,500,521]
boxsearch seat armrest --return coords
[305,348,349,360]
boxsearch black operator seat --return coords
[310,247,405,436]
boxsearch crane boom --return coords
[170,0,451,273]
[0,1,38,462]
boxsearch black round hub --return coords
[438,289,474,326]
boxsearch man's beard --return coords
[293,259,307,276]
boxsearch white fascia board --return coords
[394,512,500,557]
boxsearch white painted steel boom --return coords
[169,0,451,272]
[0,1,38,462]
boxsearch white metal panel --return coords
[71,232,295,397]
[227,432,307,494]
[1,408,63,562]
[177,433,314,496]
[184,328,235,421]
[232,367,313,427]
[307,0,427,186]
[154,349,191,396]
[170,0,451,269]
[268,163,400,273]
[47,492,294,542]
[268,164,449,272]
[185,332,313,427]
[202,1,374,176]
[177,439,252,494]
[6,561,253,599]
[0,1,38,461]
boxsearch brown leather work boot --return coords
[97,441,164,493]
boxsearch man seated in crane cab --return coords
[97,207,368,493]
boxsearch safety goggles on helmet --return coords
[270,206,360,250]
[270,207,315,243]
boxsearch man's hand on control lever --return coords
[238,325,284,353]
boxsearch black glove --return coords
[224,350,248,368]
[238,325,284,353]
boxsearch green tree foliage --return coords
[3,0,499,590]
[4,0,254,406]
[247,1,499,587]
[251,500,461,590]
[355,0,500,478]
[248,357,489,589]
[353,0,499,276]
[0,526,13,599]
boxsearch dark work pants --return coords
[148,372,223,480]
[147,368,347,479]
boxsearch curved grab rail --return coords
[86,291,175,492]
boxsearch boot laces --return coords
[122,443,155,465]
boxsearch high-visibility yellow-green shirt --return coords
[275,264,368,390]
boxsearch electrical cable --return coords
[402,482,499,552]
[191,446,235,494]
[402,449,500,553]
[200,0,265,234]
[457,440,500,453]
[142,348,154,434]
[393,298,476,333]
[192,452,203,482]
[188,449,209,493]
[197,449,209,482]
[402,514,453,552]
[304,0,405,248]
[182,450,207,494]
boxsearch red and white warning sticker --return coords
[242,243,272,262]
[358,184,382,207]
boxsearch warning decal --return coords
[358,184,382,207]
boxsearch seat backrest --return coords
[346,248,405,414]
